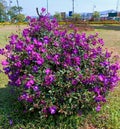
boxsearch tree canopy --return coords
[92,11,100,20]
[0,0,25,22]
[7,6,24,22]
[0,0,6,21]
[53,12,62,21]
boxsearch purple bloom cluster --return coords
[0,8,120,116]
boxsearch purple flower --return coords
[36,91,41,97]
[8,73,18,81]
[44,39,49,44]
[23,59,31,65]
[97,47,102,53]
[9,55,17,61]
[32,65,38,72]
[93,87,100,95]
[15,78,21,86]
[92,41,97,45]
[0,48,5,55]
[26,44,34,52]
[9,119,13,125]
[3,67,11,74]
[105,50,111,58]
[88,75,96,83]
[36,57,44,66]
[22,28,30,37]
[19,93,33,103]
[15,40,23,51]
[44,74,55,85]
[42,107,48,114]
[98,38,104,46]
[21,74,27,80]
[40,48,46,53]
[65,55,72,66]
[76,67,80,72]
[96,105,101,112]
[33,39,42,47]
[77,110,82,116]
[1,60,9,66]
[45,68,51,75]
[33,85,39,91]
[72,79,78,86]
[19,93,27,101]
[98,75,104,82]
[49,106,57,115]
[94,94,105,102]
[53,54,60,64]
[25,36,31,43]
[53,54,59,60]
[25,79,34,89]
[41,8,46,13]
[5,45,11,51]
[27,96,33,103]
[54,41,59,47]
[26,16,31,20]
[9,34,18,45]
[100,61,110,67]
[34,25,40,31]
[83,53,89,59]
[40,100,46,105]
[14,61,22,68]
[46,54,52,60]
[72,49,78,54]
[73,56,81,65]
[110,64,119,71]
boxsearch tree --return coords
[7,6,23,22]
[92,11,100,20]
[72,13,81,20]
[0,0,7,21]
[0,2,5,21]
[53,12,62,21]
[16,13,25,22]
[0,0,25,22]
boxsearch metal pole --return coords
[16,0,20,14]
[72,0,74,14]
[47,0,48,13]
[93,5,96,13]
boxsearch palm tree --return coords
[116,0,119,12]
[16,0,20,14]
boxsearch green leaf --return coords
[69,98,72,103]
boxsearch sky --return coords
[7,0,120,16]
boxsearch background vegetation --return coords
[0,0,25,22]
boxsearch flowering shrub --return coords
[0,8,120,117]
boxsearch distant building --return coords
[81,13,93,20]
[61,12,66,19]
[80,10,119,21]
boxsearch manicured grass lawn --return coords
[95,29,120,54]
[0,24,120,129]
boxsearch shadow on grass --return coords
[91,25,120,31]
[0,86,87,129]
[0,86,28,129]
[0,86,14,128]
